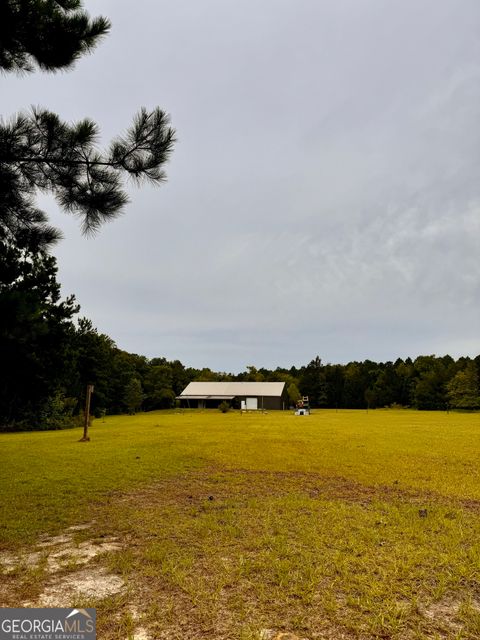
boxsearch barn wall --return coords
[179,396,285,409]
[236,396,283,410]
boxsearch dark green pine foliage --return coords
[299,356,329,407]
[0,0,110,73]
[0,0,176,245]
[1,106,176,240]
[124,378,144,415]
[413,355,454,410]
[70,318,117,415]
[0,240,79,429]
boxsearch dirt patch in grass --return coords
[0,527,121,571]
[422,597,463,633]
[1,538,122,575]
[260,631,307,640]
[109,467,480,514]
[420,597,480,637]
[0,525,124,608]
[128,628,149,640]
[34,566,124,607]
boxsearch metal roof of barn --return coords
[178,381,285,398]
[177,395,235,400]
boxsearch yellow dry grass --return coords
[1,409,479,639]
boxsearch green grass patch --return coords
[1,409,479,638]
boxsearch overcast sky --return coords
[3,1,480,371]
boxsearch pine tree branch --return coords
[1,106,176,236]
[7,156,127,167]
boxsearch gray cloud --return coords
[3,0,480,370]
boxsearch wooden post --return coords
[79,384,94,442]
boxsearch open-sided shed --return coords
[177,381,287,410]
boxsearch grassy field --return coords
[1,409,479,639]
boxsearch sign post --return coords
[79,384,94,442]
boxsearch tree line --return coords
[282,355,480,412]
[207,355,480,412]
[1,244,479,431]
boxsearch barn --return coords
[177,381,287,410]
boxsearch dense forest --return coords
[1,250,479,432]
